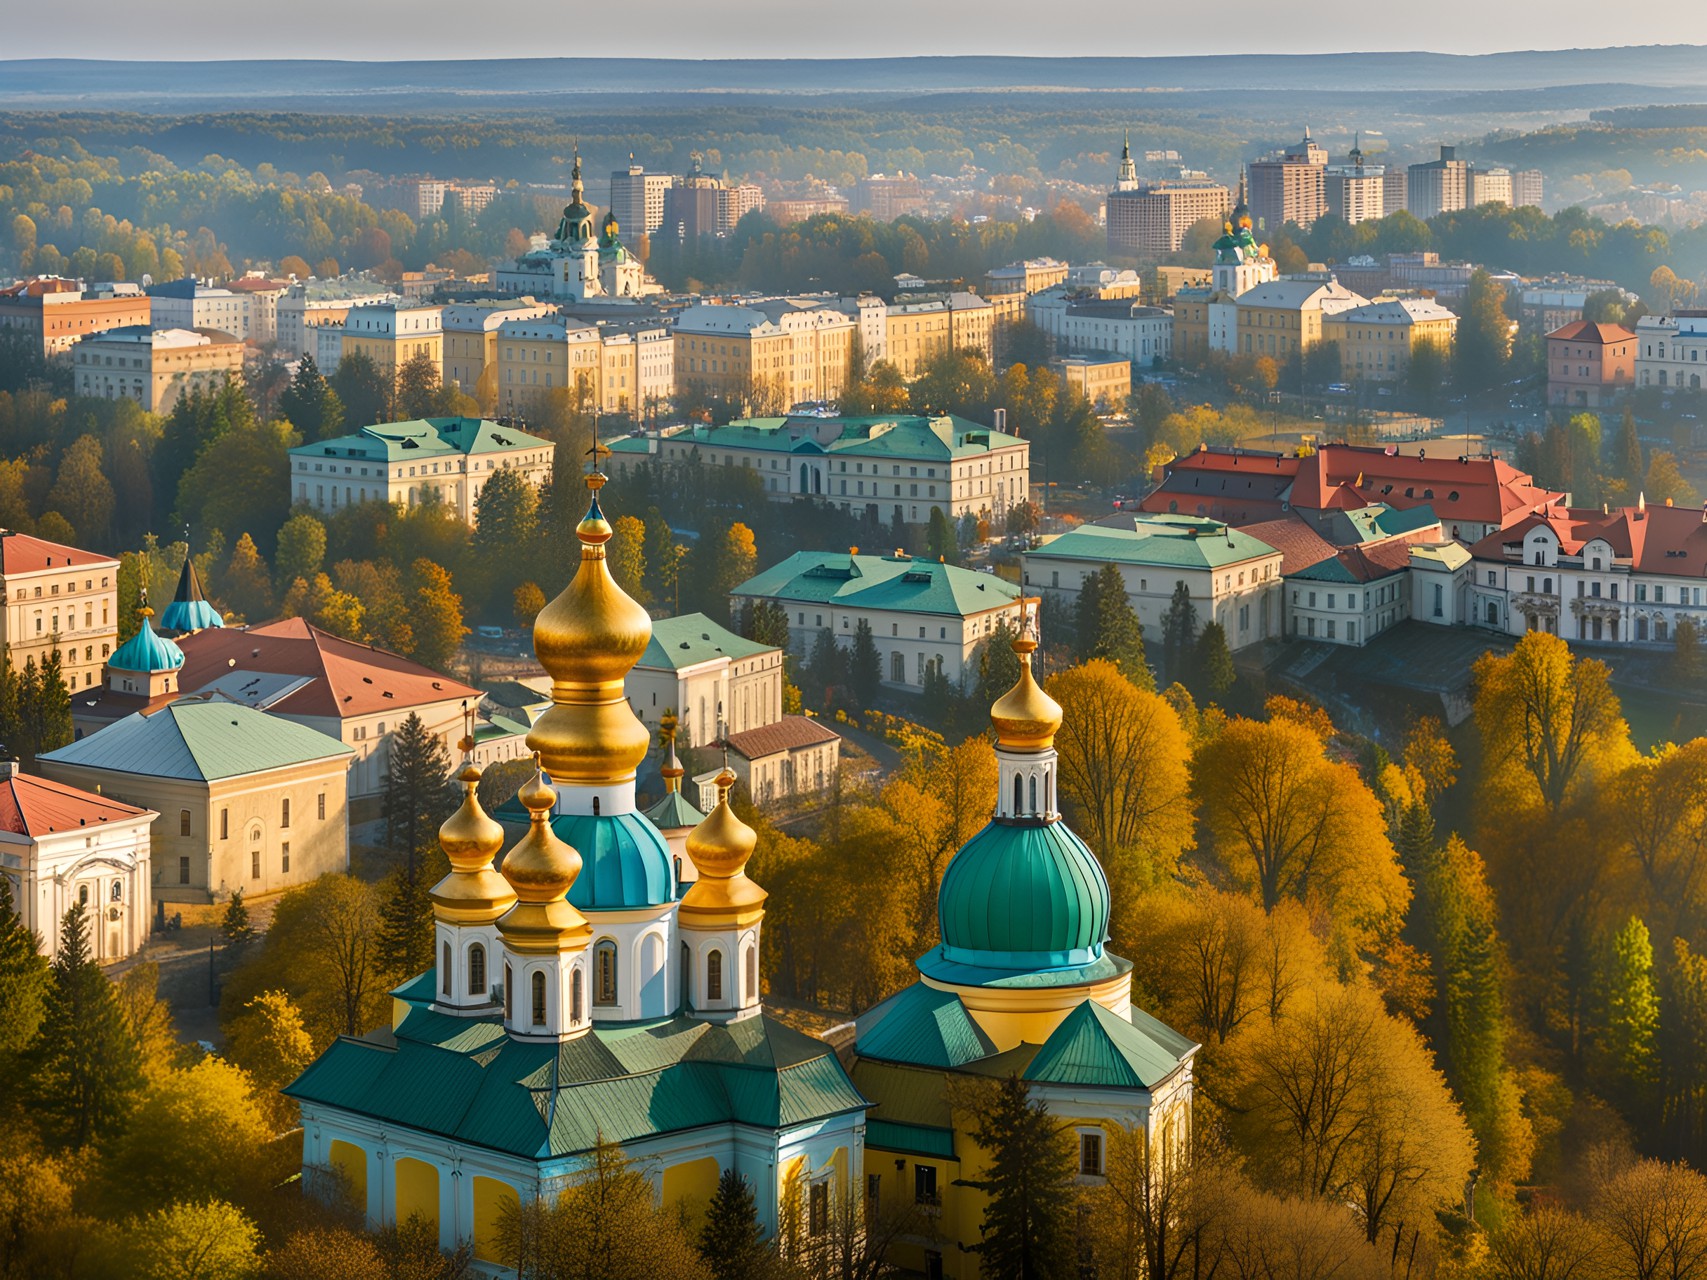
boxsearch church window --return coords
[531,971,547,1026]
[1029,775,1037,813]
[281,797,290,829]
[178,857,190,885]
[745,945,757,1001]
[220,809,229,840]
[809,1182,829,1236]
[707,949,724,1002]
[251,852,260,879]
[442,944,452,995]
[1013,773,1023,815]
[914,1165,938,1205]
[281,844,290,874]
[504,964,513,1020]
[570,969,584,1022]
[1079,1131,1105,1176]
[78,884,89,906]
[469,944,487,996]
[595,940,618,1005]
[180,810,191,836]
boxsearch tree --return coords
[1085,1124,1225,1280]
[46,435,114,545]
[1074,565,1151,688]
[473,466,538,563]
[963,1075,1080,1280]
[25,901,143,1147]
[1676,617,1703,686]
[609,514,649,603]
[1456,267,1513,390]
[685,522,758,625]
[127,1200,262,1280]
[330,559,409,652]
[114,962,183,1085]
[805,628,845,710]
[277,354,344,441]
[1486,1203,1602,1280]
[376,864,434,984]
[1614,406,1645,492]
[261,1228,389,1280]
[224,990,314,1127]
[0,877,48,1071]
[698,1169,770,1280]
[514,581,546,626]
[926,507,959,565]
[1646,450,1700,506]
[1158,581,1198,684]
[849,618,881,708]
[976,621,1024,708]
[221,888,253,953]
[329,350,390,430]
[395,351,453,420]
[382,712,453,879]
[1596,1158,1707,1280]
[407,558,467,672]
[643,512,685,610]
[1591,915,1661,1106]
[274,511,327,591]
[223,533,275,624]
[1191,620,1236,700]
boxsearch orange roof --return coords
[0,767,150,838]
[1239,514,1338,574]
[1547,320,1637,345]
[724,716,841,761]
[0,530,117,576]
[177,618,479,720]
[1471,502,1707,573]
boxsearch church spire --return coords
[1115,128,1139,192]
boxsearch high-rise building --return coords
[1407,145,1470,222]
[1106,181,1230,258]
[659,152,762,239]
[1382,169,1409,215]
[1514,169,1545,209]
[1468,166,1513,208]
[1323,136,1385,225]
[609,160,678,239]
[851,173,926,220]
[1247,127,1328,231]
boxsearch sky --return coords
[9,0,1707,61]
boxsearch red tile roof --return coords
[1239,515,1339,574]
[177,618,479,720]
[724,716,841,761]
[0,531,117,576]
[1547,320,1638,345]
[1470,501,1707,574]
[0,768,150,838]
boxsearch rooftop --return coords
[0,530,116,576]
[0,765,152,838]
[636,613,774,672]
[1029,515,1279,570]
[289,417,550,464]
[724,716,841,761]
[731,551,1021,618]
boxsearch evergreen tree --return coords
[1614,406,1645,492]
[964,1075,1080,1280]
[1662,938,1707,1165]
[1192,621,1236,700]
[1395,799,1439,880]
[278,354,345,441]
[849,618,882,708]
[1074,564,1151,688]
[1158,580,1198,684]
[377,863,434,982]
[1675,617,1703,686]
[382,712,453,879]
[220,888,253,954]
[1455,268,1513,391]
[25,901,143,1148]
[30,649,72,760]
[977,620,1024,706]
[698,1168,769,1280]
[395,351,453,420]
[806,629,845,710]
[329,349,391,431]
[739,600,791,650]
[926,507,960,565]
[1592,915,1661,1107]
[0,876,49,1068]
[643,510,684,610]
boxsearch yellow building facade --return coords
[1323,298,1458,382]
[674,302,856,411]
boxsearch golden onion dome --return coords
[680,767,767,919]
[496,759,592,953]
[659,713,685,794]
[429,759,517,919]
[527,469,653,784]
[990,627,1061,753]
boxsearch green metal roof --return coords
[866,1119,958,1161]
[41,695,352,782]
[611,414,1025,465]
[1342,502,1439,543]
[643,789,705,832]
[933,819,1111,971]
[731,552,1019,619]
[494,802,676,909]
[855,983,996,1069]
[289,417,550,464]
[639,613,774,671]
[1023,1000,1195,1091]
[1028,516,1278,571]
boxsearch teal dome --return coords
[109,615,185,674]
[934,820,1110,971]
[497,798,675,909]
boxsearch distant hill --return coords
[6,47,1707,108]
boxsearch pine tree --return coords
[740,600,791,650]
[1592,915,1661,1107]
[927,507,960,565]
[382,712,453,880]
[1192,621,1236,700]
[278,353,345,441]
[0,876,49,1067]
[25,901,143,1148]
[220,888,253,953]
[964,1075,1080,1280]
[1158,580,1199,684]
[1675,617,1702,685]
[977,620,1024,706]
[698,1168,769,1280]
[1074,564,1151,688]
[1614,407,1645,492]
[377,864,434,982]
[849,618,882,708]
[330,349,391,432]
[30,649,72,759]
[806,629,845,710]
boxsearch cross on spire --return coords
[458,698,476,757]
[585,420,611,476]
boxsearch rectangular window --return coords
[250,851,260,879]
[220,809,229,840]
[809,1182,829,1237]
[178,856,190,885]
[281,797,291,829]
[318,793,326,821]
[1079,1131,1104,1176]
[180,809,191,836]
[914,1164,939,1205]
[281,843,291,874]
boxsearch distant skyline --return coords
[10,0,1707,62]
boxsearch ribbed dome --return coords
[495,766,592,955]
[110,614,185,674]
[936,820,1110,971]
[680,769,766,920]
[552,811,675,910]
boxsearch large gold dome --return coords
[989,630,1061,752]
[526,472,653,784]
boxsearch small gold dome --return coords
[659,713,685,794]
[990,631,1061,753]
[527,472,653,784]
[680,768,767,919]
[429,761,516,919]
[496,760,592,954]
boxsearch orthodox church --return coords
[1207,173,1279,353]
[495,153,656,302]
[286,464,1196,1278]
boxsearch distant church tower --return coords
[1115,129,1140,192]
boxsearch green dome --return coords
[934,820,1110,972]
[494,801,675,909]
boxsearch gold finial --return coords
[458,699,476,757]
[659,712,685,793]
[496,753,593,955]
[429,725,514,922]
[680,766,765,923]
[990,597,1062,752]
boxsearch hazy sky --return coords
[9,0,1707,60]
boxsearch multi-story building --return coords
[225,276,293,345]
[608,412,1030,527]
[0,760,155,963]
[276,281,397,361]
[148,278,254,341]
[1547,320,1637,408]
[1468,166,1514,208]
[338,302,445,386]
[608,162,678,239]
[0,531,118,694]
[1635,312,1707,393]
[1230,278,1367,360]
[1030,297,1173,365]
[851,173,926,220]
[496,156,658,302]
[1323,298,1458,382]
[1514,169,1545,210]
[1248,127,1328,231]
[1519,281,1629,337]
[40,694,352,905]
[1284,541,1418,646]
[719,183,766,230]
[673,300,856,409]
[289,416,552,523]
[1407,145,1470,222]
[0,278,151,357]
[440,297,555,399]
[657,153,766,239]
[766,195,849,223]
[881,293,995,377]
[1056,354,1131,408]
[1106,181,1229,258]
[71,326,245,415]
[1324,138,1385,225]
[983,258,1071,298]
[730,551,1024,690]
[1382,168,1409,215]
[1024,514,1285,652]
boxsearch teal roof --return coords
[286,1003,868,1160]
[731,552,1019,619]
[643,789,705,832]
[289,417,550,464]
[865,1119,957,1161]
[159,558,223,635]
[1028,516,1278,571]
[609,414,1026,465]
[41,695,352,782]
[933,819,1110,971]
[639,613,774,671]
[1342,503,1439,543]
[1023,1000,1196,1090]
[109,615,184,674]
[495,802,675,909]
[855,983,996,1069]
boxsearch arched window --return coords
[745,945,757,1001]
[531,970,547,1026]
[111,880,122,902]
[1013,773,1023,815]
[595,940,618,1005]
[469,943,487,996]
[1029,774,1037,813]
[571,969,584,1022]
[504,963,513,1021]
[78,884,88,906]
[707,949,724,1002]
[442,943,452,994]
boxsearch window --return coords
[251,851,260,879]
[281,797,291,829]
[531,970,547,1026]
[809,1182,829,1236]
[318,793,326,821]
[914,1164,939,1205]
[469,943,487,995]
[220,809,229,840]
[179,856,190,885]
[1079,1131,1104,1176]
[745,945,758,1001]
[504,963,513,1020]
[595,940,618,1005]
[281,843,290,873]
[707,949,724,1001]
[442,943,453,995]
[180,809,191,836]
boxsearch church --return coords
[286,461,1196,1278]
[494,153,657,302]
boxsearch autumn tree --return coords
[1595,1158,1707,1280]
[275,511,328,591]
[1590,915,1661,1109]
[407,558,467,671]
[123,1199,262,1280]
[1456,267,1513,390]
[685,522,758,624]
[223,534,274,623]
[47,435,114,545]
[224,990,314,1127]
[609,514,649,603]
